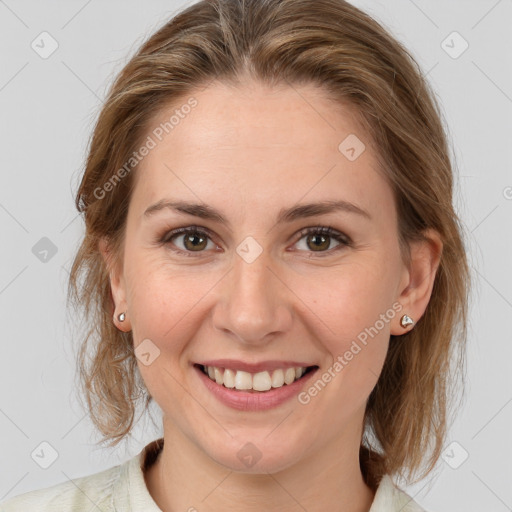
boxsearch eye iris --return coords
[184,232,207,251]
[307,233,330,251]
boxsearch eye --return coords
[293,226,351,256]
[158,225,352,257]
[159,226,217,256]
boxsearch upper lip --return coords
[194,359,318,373]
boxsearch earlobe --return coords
[392,229,443,335]
[99,237,131,332]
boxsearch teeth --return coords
[214,367,224,385]
[223,368,235,388]
[235,371,252,390]
[271,369,284,388]
[253,371,272,391]
[284,368,296,385]
[201,365,310,391]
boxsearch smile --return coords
[198,364,316,392]
[193,362,319,411]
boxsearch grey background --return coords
[0,0,511,510]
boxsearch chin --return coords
[204,435,305,475]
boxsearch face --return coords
[104,79,418,474]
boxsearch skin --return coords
[100,78,442,512]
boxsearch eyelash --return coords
[158,225,352,258]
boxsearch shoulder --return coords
[0,438,164,512]
[0,462,122,512]
[371,474,435,512]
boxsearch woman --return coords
[1,0,470,510]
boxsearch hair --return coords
[67,0,471,490]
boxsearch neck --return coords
[144,422,375,512]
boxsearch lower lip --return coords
[193,365,319,411]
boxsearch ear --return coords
[99,237,131,332]
[391,228,443,335]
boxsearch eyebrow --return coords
[143,199,371,225]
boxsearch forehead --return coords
[129,79,394,223]
[141,79,368,158]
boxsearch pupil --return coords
[186,233,206,250]
[309,234,329,251]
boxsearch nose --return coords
[212,244,293,345]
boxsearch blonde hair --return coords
[68,0,471,489]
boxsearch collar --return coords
[112,437,164,511]
[113,438,423,512]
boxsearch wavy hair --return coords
[67,0,471,490]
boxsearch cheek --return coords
[296,258,396,396]
[128,272,200,341]
[295,265,395,424]
[298,258,397,339]
[124,253,222,372]
[126,266,206,407]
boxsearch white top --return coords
[0,438,430,511]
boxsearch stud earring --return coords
[400,314,414,328]
[117,311,126,322]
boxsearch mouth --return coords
[193,363,319,393]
